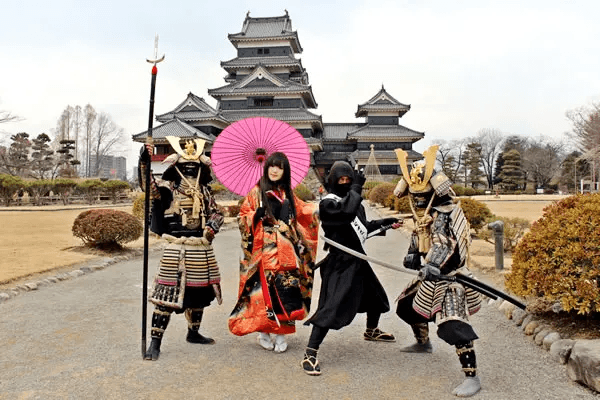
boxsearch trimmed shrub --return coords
[294,183,315,201]
[72,209,143,247]
[506,194,600,315]
[393,195,412,213]
[0,174,25,206]
[363,181,385,199]
[78,179,104,205]
[226,204,241,217]
[210,182,227,195]
[477,215,530,252]
[53,178,77,205]
[102,180,130,203]
[132,193,145,220]
[384,193,396,209]
[368,183,395,205]
[459,197,492,232]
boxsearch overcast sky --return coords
[1,0,599,178]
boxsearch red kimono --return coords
[228,186,318,336]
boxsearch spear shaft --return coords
[142,35,164,359]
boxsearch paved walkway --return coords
[0,208,597,399]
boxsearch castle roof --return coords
[347,124,424,140]
[356,86,410,118]
[219,108,322,129]
[132,118,216,143]
[208,65,317,108]
[156,92,228,125]
[221,54,304,72]
[228,11,302,53]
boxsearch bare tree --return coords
[91,112,126,176]
[435,138,467,184]
[71,105,83,169]
[566,102,600,186]
[521,136,565,190]
[0,110,21,125]
[472,128,505,189]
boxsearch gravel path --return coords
[1,207,598,399]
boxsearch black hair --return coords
[259,152,297,220]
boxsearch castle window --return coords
[264,48,270,54]
[257,49,263,55]
[250,97,274,107]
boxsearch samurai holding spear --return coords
[139,136,224,361]
[393,145,483,397]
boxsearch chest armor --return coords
[165,169,207,230]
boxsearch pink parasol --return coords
[211,117,311,196]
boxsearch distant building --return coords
[133,11,424,181]
[89,154,127,181]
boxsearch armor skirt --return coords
[150,238,221,310]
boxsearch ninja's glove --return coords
[418,264,441,282]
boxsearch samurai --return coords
[393,145,482,397]
[139,135,224,361]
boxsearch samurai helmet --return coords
[393,145,453,202]
[164,136,211,166]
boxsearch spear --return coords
[141,34,164,359]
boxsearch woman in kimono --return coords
[228,152,319,353]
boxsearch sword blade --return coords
[320,235,418,276]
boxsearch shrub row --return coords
[0,175,131,206]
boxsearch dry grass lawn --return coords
[0,195,563,286]
[0,205,160,285]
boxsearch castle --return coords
[133,11,424,180]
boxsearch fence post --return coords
[487,220,504,270]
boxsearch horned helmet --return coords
[393,145,453,208]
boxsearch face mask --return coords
[333,182,352,196]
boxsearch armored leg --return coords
[452,341,480,397]
[145,305,172,361]
[400,322,433,353]
[185,308,215,344]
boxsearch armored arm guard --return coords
[423,211,458,272]
[203,188,224,242]
[138,146,160,200]
[403,232,422,270]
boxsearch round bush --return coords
[72,209,143,247]
[506,194,600,315]
[132,193,145,220]
[368,183,395,205]
[393,196,411,213]
[459,198,492,232]
[294,183,316,201]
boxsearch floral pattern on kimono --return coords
[228,186,318,336]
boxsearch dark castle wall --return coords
[368,116,399,125]
[220,98,305,110]
[357,142,411,151]
[237,46,292,57]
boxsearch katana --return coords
[320,235,526,310]
[141,34,165,359]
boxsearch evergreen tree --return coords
[499,149,523,191]
[30,133,55,179]
[464,142,484,188]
